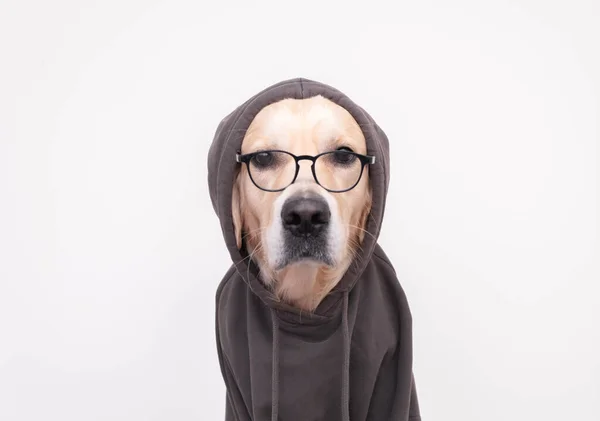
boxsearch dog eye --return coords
[251,151,275,168]
[332,147,357,165]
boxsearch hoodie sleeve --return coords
[221,357,250,421]
[409,374,422,420]
[366,250,421,420]
[216,272,252,421]
[218,332,252,421]
[221,354,250,421]
[225,393,237,421]
[366,344,422,420]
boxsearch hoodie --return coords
[207,78,421,421]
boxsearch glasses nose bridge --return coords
[294,155,317,182]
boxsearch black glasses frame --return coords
[235,149,376,193]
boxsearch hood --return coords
[207,77,391,320]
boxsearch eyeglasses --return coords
[235,149,376,193]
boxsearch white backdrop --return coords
[1,1,598,420]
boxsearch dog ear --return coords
[231,173,243,250]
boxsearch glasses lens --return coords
[315,151,363,192]
[248,151,296,191]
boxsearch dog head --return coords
[232,95,372,306]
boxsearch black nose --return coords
[281,196,331,237]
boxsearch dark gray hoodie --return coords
[208,78,421,421]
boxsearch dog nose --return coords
[281,196,331,237]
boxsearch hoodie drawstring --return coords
[341,290,351,421]
[270,291,351,421]
[270,309,280,421]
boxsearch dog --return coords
[208,78,420,421]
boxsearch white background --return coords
[1,0,598,420]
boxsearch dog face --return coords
[232,96,371,307]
